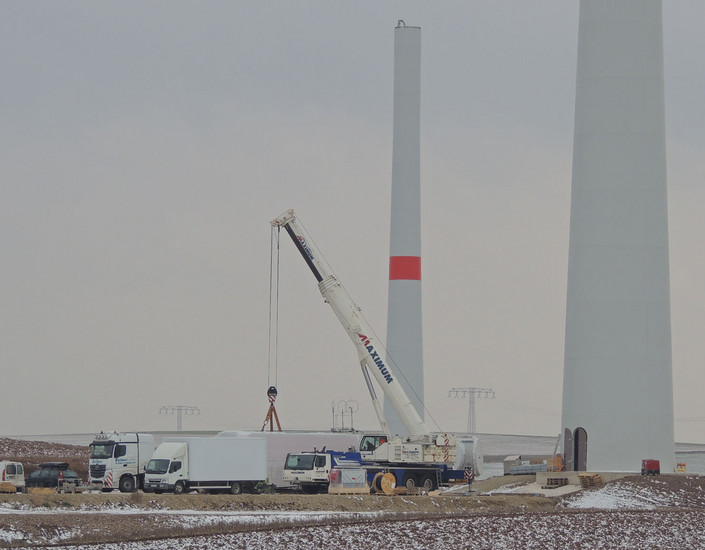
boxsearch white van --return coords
[0,461,25,492]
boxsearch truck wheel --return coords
[420,475,436,492]
[402,473,417,491]
[119,475,135,493]
[301,484,319,494]
[173,481,185,495]
[230,482,242,495]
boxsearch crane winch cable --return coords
[262,226,284,431]
[267,225,281,389]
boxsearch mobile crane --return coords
[273,209,480,492]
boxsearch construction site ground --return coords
[2,437,705,548]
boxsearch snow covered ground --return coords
[562,475,705,510]
[2,476,704,549]
[13,509,701,550]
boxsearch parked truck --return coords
[283,435,477,493]
[283,450,363,493]
[89,431,155,492]
[272,210,481,493]
[143,436,267,494]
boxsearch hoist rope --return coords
[267,226,281,388]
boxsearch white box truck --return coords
[143,437,267,494]
[89,432,155,492]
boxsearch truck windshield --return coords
[90,443,115,459]
[285,454,315,470]
[146,459,170,474]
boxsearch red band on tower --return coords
[389,256,421,280]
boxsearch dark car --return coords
[25,462,80,488]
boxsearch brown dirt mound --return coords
[0,438,89,480]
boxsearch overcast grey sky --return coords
[3,2,705,442]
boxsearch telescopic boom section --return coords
[271,209,429,439]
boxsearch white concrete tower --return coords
[562,1,675,472]
[384,21,424,436]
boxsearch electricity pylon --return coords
[159,405,200,431]
[448,387,495,434]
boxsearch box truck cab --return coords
[144,442,188,494]
[0,461,25,493]
[89,431,155,492]
[283,450,362,493]
[144,437,267,495]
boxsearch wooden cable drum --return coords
[372,472,397,495]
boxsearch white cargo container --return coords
[144,436,266,494]
[217,430,360,489]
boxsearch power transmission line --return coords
[447,387,495,434]
[159,405,200,431]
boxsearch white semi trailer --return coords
[143,437,267,494]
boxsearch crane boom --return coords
[271,209,430,439]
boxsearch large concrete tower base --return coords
[561,0,675,472]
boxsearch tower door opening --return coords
[574,427,588,471]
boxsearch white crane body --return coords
[272,210,480,485]
[271,209,429,440]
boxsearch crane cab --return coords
[359,434,388,453]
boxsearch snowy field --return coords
[2,476,705,549]
[10,510,703,550]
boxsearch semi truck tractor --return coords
[89,432,155,492]
[272,210,481,492]
[143,436,267,494]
